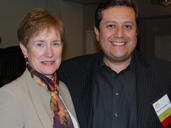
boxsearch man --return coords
[58,0,171,128]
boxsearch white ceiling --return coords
[63,0,101,5]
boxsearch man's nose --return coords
[114,27,124,38]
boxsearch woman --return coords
[0,8,79,128]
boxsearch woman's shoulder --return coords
[0,70,31,98]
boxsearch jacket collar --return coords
[23,69,52,128]
[58,81,79,123]
[133,51,153,128]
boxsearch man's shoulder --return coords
[136,52,171,70]
[57,51,101,83]
[141,54,171,65]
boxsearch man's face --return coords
[94,6,137,67]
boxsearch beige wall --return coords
[0,0,62,48]
[83,4,97,54]
[0,0,45,48]
[61,2,83,60]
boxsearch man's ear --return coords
[19,42,28,56]
[136,29,138,36]
[94,26,100,42]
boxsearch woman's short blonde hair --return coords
[18,8,65,47]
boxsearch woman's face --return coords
[20,27,62,79]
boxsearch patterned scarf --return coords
[27,64,74,128]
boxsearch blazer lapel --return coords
[135,52,153,128]
[24,70,52,128]
[58,81,78,122]
[81,66,95,128]
[80,52,101,128]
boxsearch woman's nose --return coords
[46,47,53,57]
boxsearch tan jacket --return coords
[0,69,78,128]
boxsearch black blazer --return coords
[58,50,171,128]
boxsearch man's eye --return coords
[107,25,114,28]
[125,25,132,29]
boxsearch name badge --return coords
[153,94,171,128]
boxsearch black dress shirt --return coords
[92,53,137,128]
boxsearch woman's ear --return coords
[19,42,28,56]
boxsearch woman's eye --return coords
[53,42,61,46]
[54,43,59,46]
[37,43,43,46]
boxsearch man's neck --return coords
[104,57,131,74]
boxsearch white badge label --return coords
[153,94,171,128]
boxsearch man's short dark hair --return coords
[95,0,139,31]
